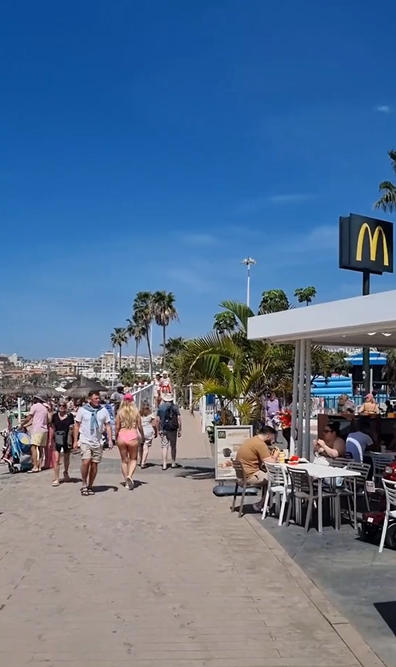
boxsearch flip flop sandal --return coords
[52,480,60,487]
[80,487,90,496]
[87,487,95,495]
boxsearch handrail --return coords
[130,382,155,409]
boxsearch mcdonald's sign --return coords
[339,213,393,275]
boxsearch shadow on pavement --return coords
[92,484,119,493]
[176,465,215,480]
[132,480,148,489]
[374,601,396,636]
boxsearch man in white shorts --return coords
[73,390,113,496]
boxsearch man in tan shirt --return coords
[236,425,279,511]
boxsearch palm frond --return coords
[219,300,254,332]
[388,150,396,174]
[374,181,396,212]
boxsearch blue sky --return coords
[1,0,395,358]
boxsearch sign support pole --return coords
[362,269,371,394]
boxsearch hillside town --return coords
[0,351,163,386]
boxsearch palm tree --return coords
[126,317,146,376]
[163,336,186,358]
[152,291,178,367]
[175,300,295,421]
[258,289,290,314]
[110,327,129,372]
[213,311,237,334]
[161,337,186,379]
[170,299,354,423]
[374,150,396,212]
[294,286,317,306]
[133,291,155,376]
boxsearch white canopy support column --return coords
[297,339,306,457]
[290,340,300,457]
[304,340,312,460]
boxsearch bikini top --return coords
[120,418,138,429]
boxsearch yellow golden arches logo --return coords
[356,223,389,266]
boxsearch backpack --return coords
[163,404,179,431]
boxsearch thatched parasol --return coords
[17,384,37,396]
[32,386,61,399]
[65,376,108,399]
[0,387,17,395]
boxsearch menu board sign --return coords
[214,425,252,481]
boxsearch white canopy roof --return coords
[247,289,396,348]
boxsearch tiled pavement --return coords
[251,511,396,667]
[0,414,384,666]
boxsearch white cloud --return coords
[375,105,392,114]
[268,193,316,204]
[253,225,338,268]
[236,193,315,213]
[181,233,216,246]
[303,225,338,250]
[166,267,212,293]
[235,197,267,213]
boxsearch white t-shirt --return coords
[76,406,110,446]
[346,431,373,462]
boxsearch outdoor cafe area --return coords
[238,289,396,664]
[244,289,396,541]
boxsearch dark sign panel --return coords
[339,213,393,275]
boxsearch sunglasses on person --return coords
[323,428,333,433]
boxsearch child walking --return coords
[139,402,157,468]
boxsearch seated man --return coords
[236,426,279,511]
[345,419,374,462]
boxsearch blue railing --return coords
[315,394,388,413]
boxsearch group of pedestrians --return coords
[74,387,182,495]
[18,373,182,495]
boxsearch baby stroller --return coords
[1,428,33,473]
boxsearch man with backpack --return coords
[156,393,181,470]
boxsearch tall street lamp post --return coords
[241,257,256,308]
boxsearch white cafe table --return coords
[289,463,361,533]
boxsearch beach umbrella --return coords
[17,384,37,396]
[66,376,108,398]
[0,387,17,395]
[33,386,61,399]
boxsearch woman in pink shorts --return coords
[115,394,144,489]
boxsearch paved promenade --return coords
[0,413,383,666]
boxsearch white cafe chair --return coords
[379,479,396,553]
[262,463,290,526]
